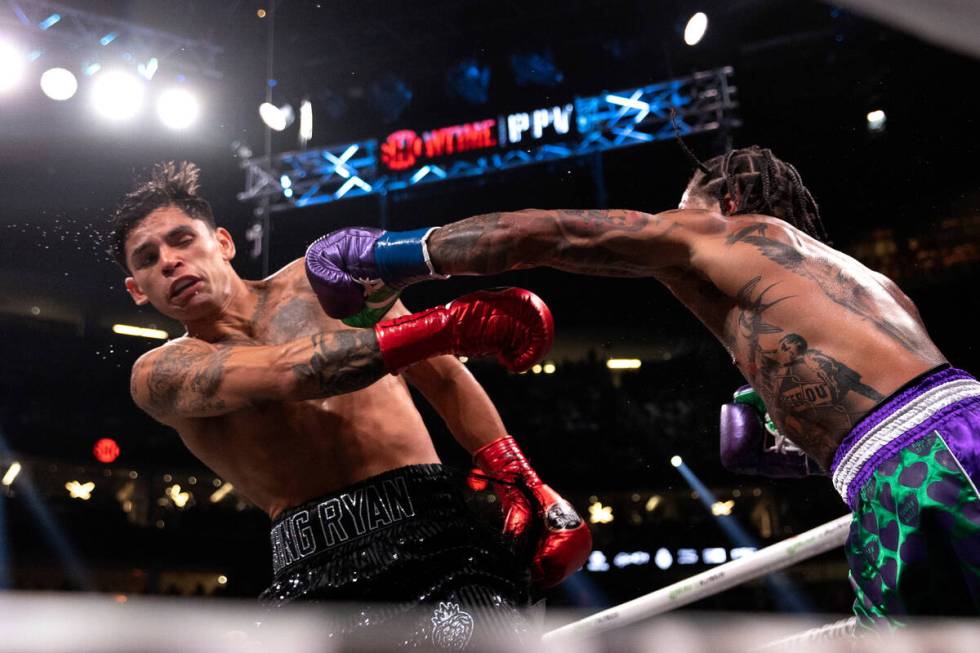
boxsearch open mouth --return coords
[170,277,202,300]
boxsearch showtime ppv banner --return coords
[379,104,575,171]
[238,67,737,209]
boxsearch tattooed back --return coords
[665,214,947,468]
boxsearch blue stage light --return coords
[370,74,412,124]
[509,51,563,87]
[446,59,490,105]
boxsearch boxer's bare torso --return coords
[133,261,439,519]
[665,214,945,467]
[427,209,947,469]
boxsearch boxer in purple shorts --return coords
[305,144,979,620]
[833,365,980,621]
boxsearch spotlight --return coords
[670,455,683,467]
[510,52,563,87]
[606,358,641,370]
[369,74,413,124]
[684,12,709,46]
[711,499,735,516]
[446,58,490,105]
[866,109,886,132]
[91,70,145,120]
[2,462,22,486]
[588,501,614,524]
[66,481,95,500]
[137,57,158,81]
[40,67,78,100]
[259,102,294,131]
[113,324,168,340]
[299,98,313,146]
[209,482,234,503]
[157,87,200,130]
[165,484,191,508]
[0,41,25,92]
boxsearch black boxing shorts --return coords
[259,464,532,648]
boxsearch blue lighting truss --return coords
[1,0,223,78]
[238,67,736,213]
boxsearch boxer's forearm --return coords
[131,330,387,423]
[427,209,688,277]
[286,330,388,400]
[403,355,507,454]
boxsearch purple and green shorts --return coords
[830,366,980,621]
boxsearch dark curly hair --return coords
[108,161,216,272]
[683,146,830,243]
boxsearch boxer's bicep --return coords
[130,341,250,421]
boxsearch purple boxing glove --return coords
[305,228,387,324]
[305,226,447,326]
[719,386,824,478]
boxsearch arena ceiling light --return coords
[0,40,26,92]
[40,67,78,101]
[259,101,294,131]
[113,323,168,339]
[157,87,200,130]
[684,12,709,46]
[2,461,22,486]
[298,98,313,147]
[91,70,145,120]
[606,358,641,370]
[866,109,886,132]
[65,480,95,500]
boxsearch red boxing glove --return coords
[473,436,592,588]
[373,287,553,374]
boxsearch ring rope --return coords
[752,616,858,650]
[543,513,852,641]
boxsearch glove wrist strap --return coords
[374,307,453,373]
[473,435,542,488]
[375,227,450,288]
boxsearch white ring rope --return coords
[752,616,858,650]
[543,514,853,642]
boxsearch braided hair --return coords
[684,146,830,243]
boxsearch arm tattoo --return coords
[728,222,923,354]
[291,330,386,396]
[144,344,228,415]
[429,209,678,277]
[189,347,232,410]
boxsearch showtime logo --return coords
[380,119,497,171]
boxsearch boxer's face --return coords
[123,205,237,321]
[678,186,719,211]
[679,186,737,214]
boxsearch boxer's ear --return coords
[215,227,236,261]
[125,277,150,305]
[722,193,738,215]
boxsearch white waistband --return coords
[831,378,980,501]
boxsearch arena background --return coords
[0,0,977,617]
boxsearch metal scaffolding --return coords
[238,67,737,213]
[0,0,222,78]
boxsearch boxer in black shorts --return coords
[261,465,531,647]
[107,162,591,647]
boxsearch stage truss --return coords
[238,67,738,213]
